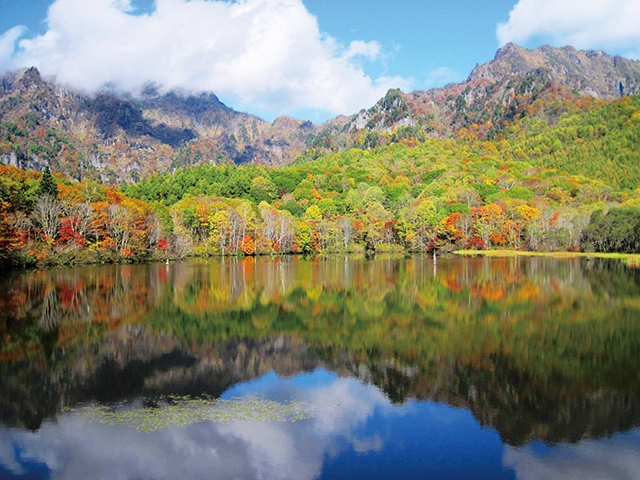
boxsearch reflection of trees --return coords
[2,257,640,444]
[0,330,317,430]
[148,256,640,443]
[39,288,63,331]
[459,357,640,445]
[0,264,167,360]
[153,257,640,391]
[3,325,639,444]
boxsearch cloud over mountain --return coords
[497,0,640,58]
[0,0,408,121]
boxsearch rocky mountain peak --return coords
[494,42,527,60]
[16,67,45,91]
[468,44,640,99]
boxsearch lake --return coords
[1,256,640,479]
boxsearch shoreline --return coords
[6,249,640,274]
[453,249,640,266]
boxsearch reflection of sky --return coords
[503,432,640,480]
[0,370,637,480]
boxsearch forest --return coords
[1,94,640,269]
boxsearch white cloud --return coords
[0,0,409,121]
[343,40,381,61]
[503,433,640,480]
[0,26,26,61]
[497,0,640,52]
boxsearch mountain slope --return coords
[339,43,640,143]
[1,43,640,183]
[0,68,320,182]
[504,94,640,189]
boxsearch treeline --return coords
[2,133,639,268]
[118,138,640,258]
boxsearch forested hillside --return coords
[500,95,640,189]
[2,95,640,268]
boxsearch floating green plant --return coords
[66,395,316,431]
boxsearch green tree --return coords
[37,166,58,199]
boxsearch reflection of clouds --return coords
[11,418,250,480]
[0,375,391,480]
[5,371,637,479]
[306,376,387,435]
[215,377,392,480]
[352,435,383,454]
[0,429,25,475]
[217,422,318,480]
[503,433,640,480]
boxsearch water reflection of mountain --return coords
[0,329,318,430]
[1,257,640,445]
[347,353,640,446]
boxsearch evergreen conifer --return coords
[37,166,58,198]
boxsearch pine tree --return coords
[37,166,58,199]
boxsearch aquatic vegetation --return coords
[67,395,317,431]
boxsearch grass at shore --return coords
[453,250,640,267]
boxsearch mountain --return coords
[0,68,321,182]
[340,43,640,142]
[468,43,640,97]
[1,43,640,183]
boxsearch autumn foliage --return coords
[2,94,640,269]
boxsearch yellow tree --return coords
[209,209,232,255]
[364,201,392,251]
[504,204,542,249]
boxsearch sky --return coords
[0,0,639,123]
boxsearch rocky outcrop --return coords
[468,43,640,99]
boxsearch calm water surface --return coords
[1,256,640,479]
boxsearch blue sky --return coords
[303,0,518,88]
[1,0,639,123]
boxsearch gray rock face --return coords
[468,43,640,99]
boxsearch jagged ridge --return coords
[1,43,640,183]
